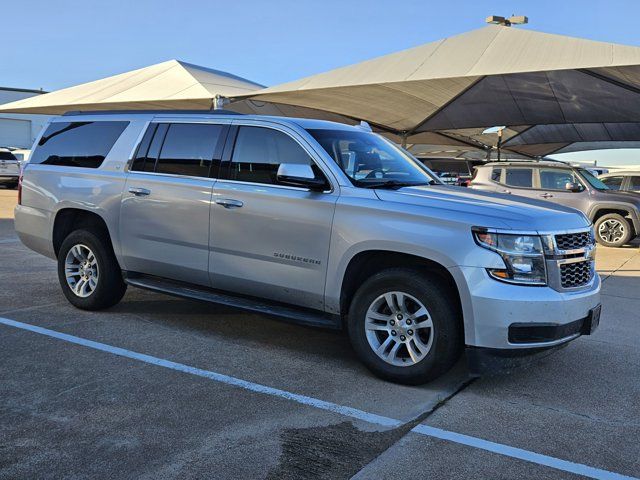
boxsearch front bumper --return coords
[450,265,601,350]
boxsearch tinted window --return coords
[423,159,470,176]
[540,168,581,190]
[156,123,223,177]
[31,121,128,168]
[629,176,640,191]
[230,126,319,185]
[491,168,502,182]
[0,151,17,161]
[131,124,158,172]
[504,168,533,188]
[601,176,624,190]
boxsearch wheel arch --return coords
[339,250,463,329]
[52,208,114,258]
[590,205,638,237]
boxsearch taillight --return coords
[17,166,24,205]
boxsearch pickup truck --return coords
[14,111,601,384]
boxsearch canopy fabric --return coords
[0,60,265,114]
[238,25,640,155]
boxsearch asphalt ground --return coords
[1,187,639,479]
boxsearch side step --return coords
[123,273,341,330]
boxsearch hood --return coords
[596,189,640,205]
[374,185,591,232]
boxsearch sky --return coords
[4,0,640,166]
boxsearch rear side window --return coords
[132,123,225,177]
[490,168,502,182]
[504,168,533,188]
[228,126,318,185]
[31,121,128,168]
[629,176,640,191]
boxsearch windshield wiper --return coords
[357,180,434,189]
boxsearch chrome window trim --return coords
[125,169,217,183]
[214,178,333,194]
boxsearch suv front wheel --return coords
[594,213,632,248]
[347,268,462,385]
[57,229,127,310]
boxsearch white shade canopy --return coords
[0,60,264,114]
[238,25,640,157]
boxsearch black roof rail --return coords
[62,109,243,116]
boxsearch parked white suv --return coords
[0,148,21,188]
[14,111,601,384]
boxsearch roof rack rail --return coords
[62,109,242,116]
[488,157,571,165]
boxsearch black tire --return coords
[594,213,632,248]
[347,268,463,385]
[57,229,127,310]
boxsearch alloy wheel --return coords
[365,291,434,367]
[598,219,626,244]
[64,244,99,298]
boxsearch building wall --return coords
[0,88,53,149]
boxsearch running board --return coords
[123,273,341,329]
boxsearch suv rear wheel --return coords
[57,229,127,310]
[347,268,462,385]
[594,213,632,248]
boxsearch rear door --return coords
[496,166,536,198]
[119,120,228,286]
[209,122,338,310]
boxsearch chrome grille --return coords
[560,260,593,288]
[555,231,593,251]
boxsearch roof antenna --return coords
[486,15,528,26]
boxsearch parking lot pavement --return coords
[1,189,639,479]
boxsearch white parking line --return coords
[0,316,636,480]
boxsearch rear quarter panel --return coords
[17,119,146,263]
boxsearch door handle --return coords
[540,193,554,199]
[502,189,511,194]
[215,198,244,209]
[128,187,151,196]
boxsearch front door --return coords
[209,123,338,310]
[119,121,227,286]
[535,167,586,211]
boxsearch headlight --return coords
[472,228,547,285]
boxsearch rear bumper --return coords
[14,204,56,259]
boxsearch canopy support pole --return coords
[401,132,408,149]
[212,95,229,110]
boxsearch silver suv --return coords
[471,161,640,248]
[0,149,21,188]
[15,111,601,384]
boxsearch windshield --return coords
[306,129,439,188]
[578,168,609,190]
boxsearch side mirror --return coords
[565,182,583,193]
[277,163,328,191]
